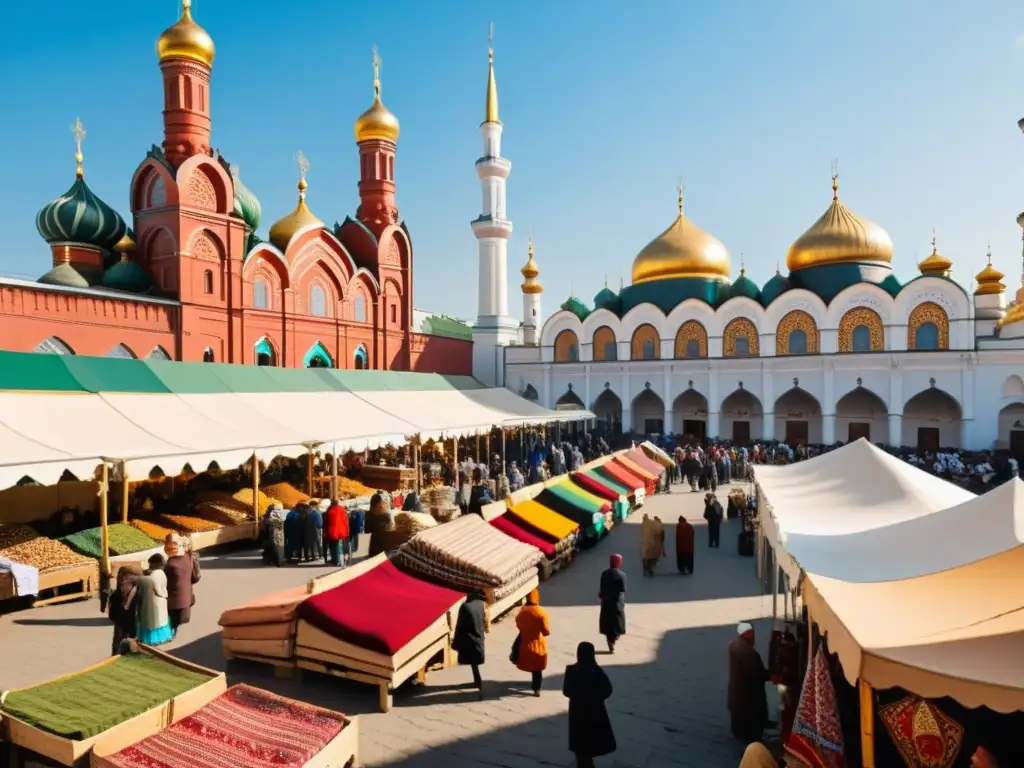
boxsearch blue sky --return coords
[2,0,1023,320]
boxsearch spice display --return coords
[335,477,375,499]
[130,520,177,542]
[157,514,223,533]
[60,524,159,559]
[194,502,252,526]
[230,487,275,514]
[259,482,309,508]
[0,524,93,571]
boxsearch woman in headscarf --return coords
[675,515,695,575]
[163,533,198,635]
[262,504,286,566]
[598,553,627,653]
[562,641,616,767]
[639,514,665,576]
[108,564,141,655]
[514,588,551,696]
[137,553,172,646]
[452,589,487,699]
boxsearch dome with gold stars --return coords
[157,0,215,69]
[630,188,730,284]
[354,51,400,143]
[268,175,323,254]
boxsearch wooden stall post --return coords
[251,454,260,522]
[859,678,876,768]
[475,432,481,462]
[452,435,458,467]
[120,461,129,524]
[99,461,111,608]
[501,428,507,474]
[485,431,491,461]
[331,444,339,501]
[306,446,315,496]
[412,435,421,492]
[771,555,779,634]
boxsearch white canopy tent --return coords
[753,438,973,583]
[463,387,595,425]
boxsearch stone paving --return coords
[0,487,775,767]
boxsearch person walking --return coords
[108,564,141,655]
[675,516,695,574]
[728,622,771,744]
[598,554,627,653]
[323,499,349,567]
[562,641,616,768]
[704,493,724,549]
[514,589,550,696]
[261,504,286,566]
[452,590,487,699]
[163,533,199,636]
[346,505,363,565]
[137,553,173,646]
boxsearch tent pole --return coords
[475,432,481,462]
[771,555,779,634]
[859,678,876,768]
[306,446,314,496]
[120,461,129,524]
[331,444,338,501]
[413,435,421,492]
[99,462,111,609]
[251,455,260,522]
[452,434,458,470]
[501,428,506,475]
[485,431,491,462]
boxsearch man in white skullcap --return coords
[727,621,770,744]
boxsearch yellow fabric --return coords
[552,478,609,508]
[616,456,657,481]
[641,442,675,468]
[509,499,579,540]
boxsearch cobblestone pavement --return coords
[0,486,774,767]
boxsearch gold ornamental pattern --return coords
[907,302,949,350]
[775,310,819,355]
[554,329,579,362]
[838,307,884,352]
[674,320,708,358]
[592,326,615,361]
[630,323,661,360]
[723,318,759,357]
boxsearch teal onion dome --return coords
[231,166,261,232]
[560,294,591,321]
[102,232,152,293]
[731,269,761,302]
[761,269,791,306]
[593,282,619,312]
[36,175,126,252]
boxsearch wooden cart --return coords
[0,561,100,609]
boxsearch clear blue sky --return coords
[2,1,1023,320]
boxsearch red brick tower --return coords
[354,48,401,239]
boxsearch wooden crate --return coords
[30,563,100,608]
[359,465,417,493]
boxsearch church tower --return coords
[520,234,543,345]
[471,26,518,385]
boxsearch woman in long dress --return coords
[562,641,616,767]
[136,553,173,646]
[515,589,551,696]
[598,553,627,653]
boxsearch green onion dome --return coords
[730,263,761,302]
[560,293,591,321]
[761,268,792,306]
[102,232,152,293]
[593,281,619,311]
[36,173,126,252]
[231,165,261,232]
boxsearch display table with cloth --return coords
[490,513,575,579]
[595,462,644,493]
[532,488,606,541]
[612,456,658,494]
[506,499,580,549]
[569,470,622,501]
[219,584,309,664]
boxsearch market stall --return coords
[502,499,581,552]
[640,441,675,469]
[219,583,310,670]
[610,454,658,495]
[489,512,574,579]
[294,554,465,713]
[0,523,99,606]
[90,684,359,768]
[594,460,645,502]
[0,645,226,767]
[531,486,607,542]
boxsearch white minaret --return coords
[520,233,543,344]
[471,25,518,386]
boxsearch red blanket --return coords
[569,472,619,500]
[624,449,666,477]
[296,560,463,655]
[597,461,643,490]
[490,514,556,558]
[106,684,347,768]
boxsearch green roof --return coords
[560,296,591,321]
[421,315,473,341]
[0,351,484,394]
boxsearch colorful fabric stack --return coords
[784,646,846,768]
[297,560,463,655]
[505,499,579,553]
[490,514,557,558]
[614,455,658,494]
[551,479,612,513]
[570,471,621,501]
[101,685,348,768]
[393,514,543,600]
[594,461,644,493]
[878,696,964,768]
[624,448,667,478]
[640,441,676,469]
[219,584,310,661]
[533,487,605,538]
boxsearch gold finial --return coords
[295,150,310,196]
[488,21,494,62]
[182,0,192,12]
[372,45,381,99]
[830,158,839,201]
[484,23,500,124]
[931,228,938,255]
[528,229,534,257]
[72,117,86,179]
[740,253,746,275]
[677,178,685,215]
[987,241,993,264]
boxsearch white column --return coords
[542,366,552,408]
[889,363,903,446]
[761,370,775,441]
[888,414,902,446]
[960,359,975,449]
[584,365,592,411]
[620,371,632,432]
[823,367,836,444]
[708,367,721,440]
[662,366,672,434]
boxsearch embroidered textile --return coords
[878,696,963,768]
[784,646,846,768]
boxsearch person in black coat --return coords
[452,591,487,699]
[563,641,616,768]
[467,467,494,517]
[704,493,724,548]
[598,553,627,653]
[107,565,141,655]
[681,452,701,491]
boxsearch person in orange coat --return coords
[514,588,551,696]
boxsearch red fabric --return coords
[611,458,655,491]
[624,449,666,477]
[596,461,643,490]
[490,514,556,558]
[324,504,349,541]
[505,510,564,544]
[297,560,463,655]
[570,471,620,500]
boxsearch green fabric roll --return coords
[1,653,211,739]
[546,482,605,515]
[584,469,630,497]
[59,524,158,558]
[612,500,630,522]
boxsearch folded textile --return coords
[785,645,846,768]
[598,461,644,491]
[507,499,580,545]
[549,479,612,513]
[624,448,667,476]
[490,515,557,558]
[395,548,538,600]
[219,585,308,627]
[569,471,621,501]
[0,556,39,597]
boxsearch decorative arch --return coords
[303,341,333,368]
[773,387,822,445]
[1002,374,1024,398]
[631,388,665,434]
[835,386,888,443]
[672,389,709,438]
[630,323,660,360]
[592,388,622,429]
[290,231,358,281]
[556,388,585,409]
[106,344,136,359]
[907,302,949,351]
[838,307,884,353]
[202,347,215,363]
[146,346,171,361]
[34,337,75,355]
[592,326,617,361]
[254,337,277,366]
[902,387,961,449]
[998,402,1024,454]
[353,344,369,370]
[674,320,707,359]
[187,229,225,262]
[131,161,177,212]
[177,157,230,214]
[554,330,579,362]
[723,318,759,357]
[720,389,764,443]
[776,310,819,355]
[243,246,291,289]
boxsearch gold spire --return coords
[520,231,542,294]
[354,46,400,143]
[484,23,500,124]
[157,0,215,68]
[677,179,684,215]
[918,228,953,277]
[739,253,746,275]
[831,159,840,202]
[974,243,1006,295]
[72,117,86,179]
[113,232,136,262]
[268,151,324,254]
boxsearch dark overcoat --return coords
[563,657,616,757]
[598,567,626,638]
[452,594,487,665]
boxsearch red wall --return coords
[409,332,472,375]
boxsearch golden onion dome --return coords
[354,50,400,143]
[974,248,1005,295]
[157,0,215,69]
[918,233,952,277]
[521,238,542,294]
[996,280,1024,329]
[786,175,893,271]
[268,176,323,254]
[631,187,730,284]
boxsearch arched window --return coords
[354,345,368,370]
[554,330,579,363]
[33,337,74,355]
[310,285,327,317]
[735,337,750,356]
[915,322,939,351]
[685,339,700,358]
[253,278,269,310]
[254,337,276,366]
[604,341,617,361]
[203,270,213,295]
[724,317,759,357]
[642,339,656,360]
[354,294,367,323]
[851,325,871,353]
[592,326,617,361]
[146,346,171,361]
[107,344,136,359]
[304,342,333,368]
[788,329,808,355]
[203,348,215,363]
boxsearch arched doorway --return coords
[720,389,763,444]
[999,403,1024,459]
[592,389,622,432]
[901,389,962,450]
[672,389,708,444]
[254,337,276,367]
[835,387,888,444]
[1002,375,1024,398]
[353,345,368,370]
[632,389,665,436]
[556,388,585,409]
[304,341,333,368]
[773,388,822,446]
